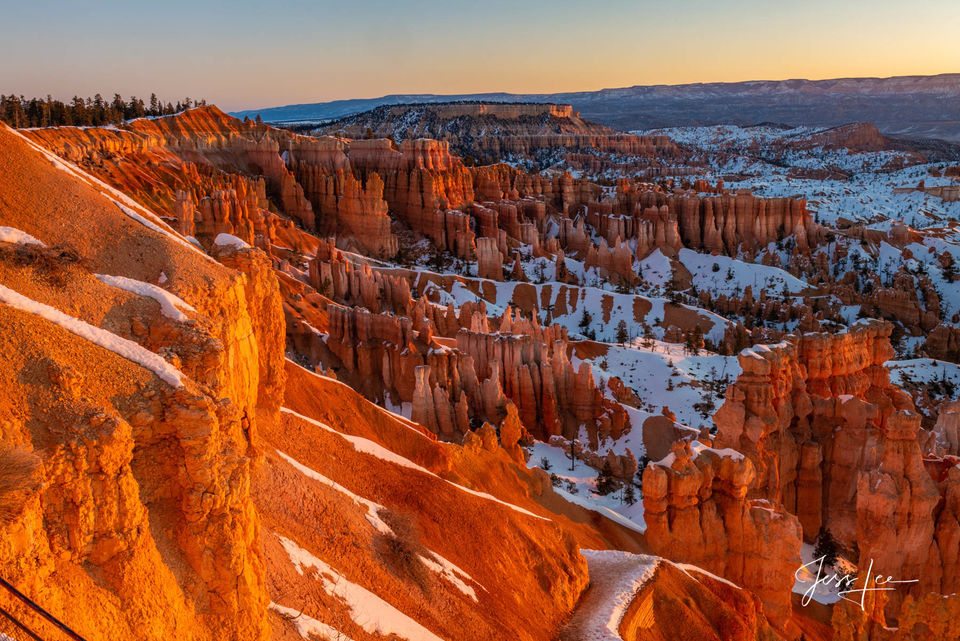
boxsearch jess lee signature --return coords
[796,556,918,610]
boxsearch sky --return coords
[2,0,958,112]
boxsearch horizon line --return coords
[228,70,960,113]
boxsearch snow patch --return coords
[269,602,356,641]
[0,226,44,247]
[0,283,184,388]
[95,274,195,322]
[214,233,252,250]
[280,406,548,521]
[275,449,393,535]
[281,407,432,475]
[419,551,481,601]
[276,534,446,641]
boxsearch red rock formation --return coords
[710,321,960,622]
[476,236,503,280]
[642,440,802,627]
[832,582,960,640]
[924,324,960,362]
[857,410,940,616]
[292,162,397,257]
[933,400,960,455]
[0,124,286,640]
[308,239,411,315]
[713,322,907,539]
[456,327,628,442]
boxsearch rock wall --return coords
[292,162,397,257]
[712,322,906,538]
[711,321,960,621]
[642,441,802,627]
[0,122,286,640]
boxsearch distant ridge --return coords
[231,73,960,142]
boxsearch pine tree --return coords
[579,309,592,329]
[595,461,616,496]
[635,455,650,484]
[622,483,637,505]
[666,274,682,303]
[615,320,629,344]
[814,527,840,568]
[689,326,704,355]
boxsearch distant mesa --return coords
[232,73,960,142]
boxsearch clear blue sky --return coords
[2,0,958,111]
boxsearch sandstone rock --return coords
[476,236,503,281]
[642,441,801,627]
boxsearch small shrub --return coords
[0,243,85,288]
[375,509,431,590]
[0,446,42,525]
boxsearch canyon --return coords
[0,100,958,641]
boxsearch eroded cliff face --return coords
[712,322,907,537]
[315,102,682,172]
[642,440,802,627]
[711,320,959,620]
[4,114,604,641]
[0,124,284,641]
[14,104,960,640]
[262,361,592,641]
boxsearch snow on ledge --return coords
[654,439,744,467]
[280,406,549,521]
[419,550,482,601]
[0,283,184,388]
[8,128,216,263]
[0,226,45,247]
[214,233,252,250]
[276,534,446,641]
[95,274,195,322]
[285,357,433,440]
[275,449,393,535]
[269,602,357,641]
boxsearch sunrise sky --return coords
[3,0,959,111]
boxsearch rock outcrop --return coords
[642,440,802,627]
[712,321,960,621]
[713,321,907,539]
[0,124,285,641]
